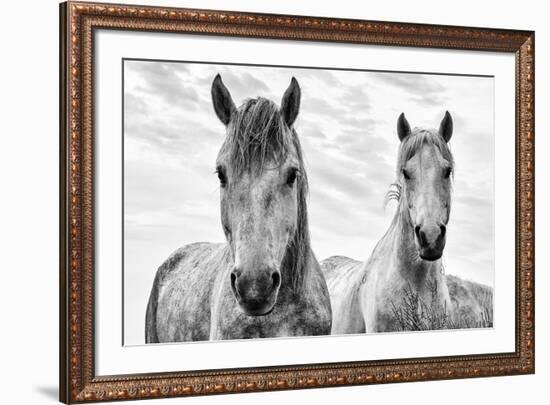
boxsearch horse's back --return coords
[320,255,366,334]
[446,275,493,328]
[321,255,362,281]
[145,242,227,343]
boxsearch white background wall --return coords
[0,0,546,404]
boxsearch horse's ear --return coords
[397,112,411,141]
[281,77,301,127]
[211,74,236,125]
[439,111,453,143]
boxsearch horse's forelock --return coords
[223,98,291,175]
[397,128,454,174]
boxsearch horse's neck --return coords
[386,208,446,291]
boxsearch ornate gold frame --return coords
[59,1,535,403]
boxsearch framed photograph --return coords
[59,1,535,402]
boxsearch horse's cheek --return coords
[220,195,231,237]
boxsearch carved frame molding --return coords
[59,2,535,402]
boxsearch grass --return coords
[390,279,493,331]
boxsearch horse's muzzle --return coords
[415,224,446,261]
[230,268,281,316]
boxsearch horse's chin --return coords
[419,249,443,262]
[240,304,275,317]
[232,285,279,316]
[238,302,276,317]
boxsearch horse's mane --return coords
[385,128,454,206]
[223,97,311,293]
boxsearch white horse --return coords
[145,75,332,342]
[323,112,491,333]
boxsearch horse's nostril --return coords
[440,225,446,238]
[415,226,428,247]
[271,272,281,289]
[230,272,237,288]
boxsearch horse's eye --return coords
[402,169,411,180]
[443,167,452,179]
[216,167,227,187]
[286,168,298,186]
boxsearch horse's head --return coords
[211,74,308,316]
[396,111,454,261]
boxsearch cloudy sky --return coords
[123,59,494,345]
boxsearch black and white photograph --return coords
[3,0,547,402]
[123,60,495,345]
